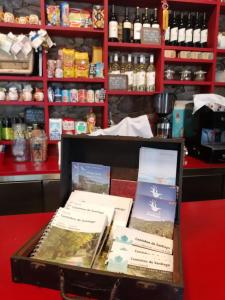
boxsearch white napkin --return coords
[91,115,153,138]
[193,93,225,114]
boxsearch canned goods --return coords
[54,87,62,102]
[70,89,78,102]
[62,89,70,102]
[78,89,87,103]
[94,89,100,102]
[86,89,95,103]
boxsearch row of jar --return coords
[0,85,44,102]
[164,68,207,81]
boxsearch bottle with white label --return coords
[178,12,185,46]
[146,54,155,92]
[110,53,120,74]
[200,12,208,48]
[143,8,151,28]
[120,55,126,74]
[185,12,193,47]
[193,12,200,47]
[123,7,131,43]
[170,11,178,46]
[133,55,138,91]
[109,5,118,42]
[152,8,160,29]
[125,54,134,91]
[137,55,146,91]
[133,7,142,43]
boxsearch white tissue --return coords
[193,94,225,114]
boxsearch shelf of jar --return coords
[0,76,43,82]
[0,101,44,106]
[164,80,212,85]
[164,57,214,64]
[45,26,104,37]
[48,102,105,107]
[107,90,159,96]
[165,46,214,52]
[47,78,105,83]
[108,42,161,51]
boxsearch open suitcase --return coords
[11,135,184,300]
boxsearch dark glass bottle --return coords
[133,7,142,43]
[185,12,193,47]
[143,8,151,28]
[200,12,208,48]
[152,8,159,28]
[165,10,171,46]
[193,12,201,47]
[170,11,178,46]
[109,5,118,42]
[178,12,186,46]
[122,7,131,43]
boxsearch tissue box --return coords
[172,101,193,138]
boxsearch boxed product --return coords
[49,118,62,140]
[92,5,104,29]
[74,51,89,78]
[164,50,176,58]
[63,48,75,78]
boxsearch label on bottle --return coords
[152,24,160,29]
[123,21,131,29]
[110,70,120,75]
[143,23,151,28]
[193,28,200,43]
[125,71,134,87]
[165,27,170,41]
[109,21,118,38]
[178,28,185,43]
[185,28,193,43]
[170,27,178,42]
[201,29,208,44]
[134,23,142,40]
[146,71,156,91]
[137,71,146,89]
[133,73,137,90]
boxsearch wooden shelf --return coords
[48,102,105,107]
[164,58,214,64]
[0,101,44,106]
[165,46,214,52]
[108,42,161,51]
[0,76,43,82]
[107,90,159,96]
[164,80,212,85]
[47,78,105,83]
[45,26,104,37]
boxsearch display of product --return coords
[0,85,44,102]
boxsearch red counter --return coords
[0,200,225,300]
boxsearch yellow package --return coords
[63,48,75,78]
[74,51,89,78]
[92,46,103,64]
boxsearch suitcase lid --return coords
[60,135,184,224]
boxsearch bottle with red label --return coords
[86,109,96,134]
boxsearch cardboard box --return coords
[172,101,194,138]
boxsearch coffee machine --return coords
[154,93,176,138]
[186,106,225,162]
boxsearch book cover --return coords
[138,147,178,186]
[72,162,110,194]
[129,181,177,239]
[33,208,107,268]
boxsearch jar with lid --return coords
[164,68,175,80]
[30,129,48,162]
[12,117,30,162]
[180,69,192,81]
[194,70,207,81]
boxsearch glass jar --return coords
[30,130,48,162]
[180,70,192,81]
[12,138,30,162]
[164,68,175,80]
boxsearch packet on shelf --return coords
[46,5,60,26]
[74,51,89,78]
[63,48,75,78]
[68,8,92,28]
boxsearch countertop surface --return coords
[1,199,225,300]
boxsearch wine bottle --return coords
[120,55,126,73]
[146,54,155,92]
[178,12,186,46]
[133,55,138,91]
[193,12,201,47]
[137,55,146,91]
[152,8,160,29]
[185,12,193,47]
[110,53,120,74]
[200,12,208,48]
[165,10,171,46]
[109,5,118,42]
[133,7,142,43]
[125,54,134,91]
[170,11,178,46]
[122,7,131,43]
[143,8,151,28]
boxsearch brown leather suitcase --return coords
[11,135,184,300]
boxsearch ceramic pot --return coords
[8,87,18,101]
[34,89,44,102]
[0,88,6,101]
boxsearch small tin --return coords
[62,89,70,102]
[86,89,95,103]
[94,89,100,102]
[78,89,87,103]
[54,87,62,102]
[89,63,96,78]
[70,89,78,102]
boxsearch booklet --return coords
[71,162,110,194]
[129,181,177,239]
[32,207,107,268]
[138,147,178,186]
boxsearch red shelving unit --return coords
[107,91,159,96]
[0,101,44,106]
[48,102,105,107]
[0,76,43,81]
[164,80,212,85]
[108,42,161,50]
[45,26,104,37]
[165,46,214,52]
[164,58,214,64]
[47,78,105,83]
